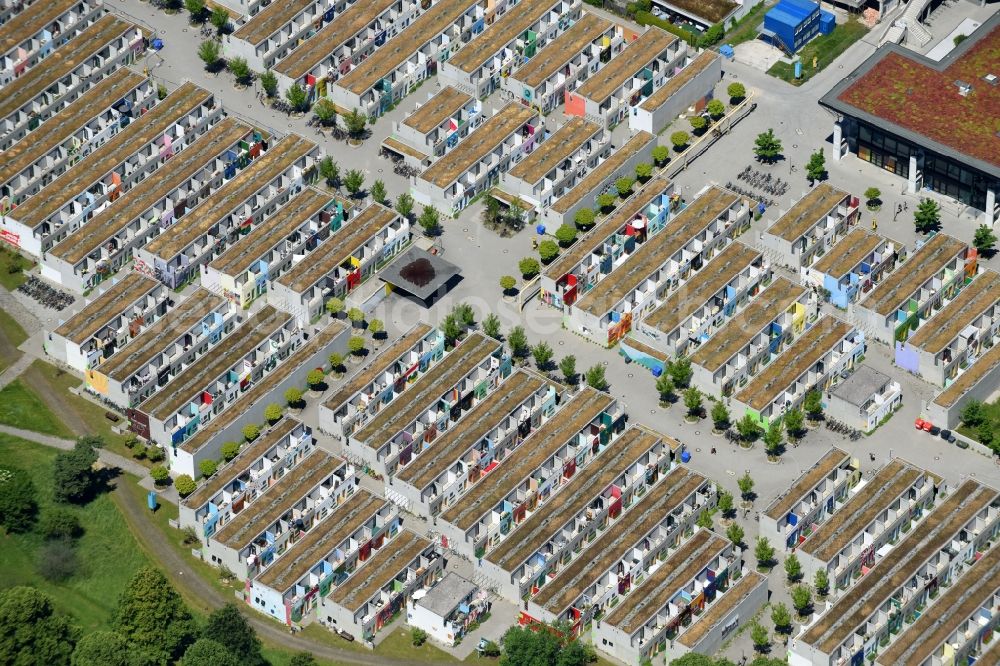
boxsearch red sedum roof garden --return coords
[837,22,1000,171]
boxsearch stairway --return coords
[899,0,933,47]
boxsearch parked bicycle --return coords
[16,275,75,310]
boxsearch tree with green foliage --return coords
[718,491,735,519]
[814,568,830,597]
[711,401,731,431]
[114,567,197,663]
[40,508,82,541]
[346,307,365,325]
[0,466,37,533]
[539,239,560,262]
[670,131,690,150]
[441,315,463,348]
[264,403,283,424]
[864,187,882,210]
[655,374,675,404]
[313,99,338,125]
[318,157,339,188]
[411,627,428,646]
[738,471,755,503]
[370,180,388,205]
[750,621,769,652]
[181,638,239,666]
[804,389,823,421]
[785,553,803,583]
[518,257,540,279]
[202,604,265,666]
[418,205,441,236]
[690,115,707,133]
[667,357,693,388]
[726,523,744,547]
[806,149,826,182]
[343,169,365,198]
[764,420,783,457]
[559,356,577,386]
[974,224,997,256]
[210,6,229,33]
[696,509,713,529]
[501,625,561,666]
[585,364,609,391]
[596,192,617,212]
[755,537,775,569]
[199,459,218,479]
[700,22,724,45]
[343,108,367,140]
[669,654,716,666]
[615,176,634,198]
[198,39,221,69]
[325,296,345,316]
[753,128,782,163]
[683,387,703,418]
[962,399,985,426]
[791,585,812,617]
[914,197,941,233]
[368,318,385,340]
[454,304,475,329]
[736,413,760,442]
[307,369,325,388]
[150,465,170,485]
[72,631,132,666]
[394,192,415,220]
[175,474,196,497]
[147,446,165,463]
[285,83,309,113]
[228,57,252,85]
[574,207,596,229]
[0,587,78,665]
[532,342,554,371]
[483,313,502,340]
[185,0,207,21]
[260,70,278,98]
[348,336,366,357]
[771,602,792,635]
[554,223,577,246]
[508,326,530,359]
[500,275,517,295]
[706,98,725,118]
[52,437,100,504]
[652,145,670,166]
[785,408,805,440]
[727,81,746,102]
[243,423,260,442]
[220,441,241,462]
[285,386,304,407]
[635,162,653,181]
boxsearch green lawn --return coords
[768,19,869,85]
[0,379,74,437]
[0,434,151,632]
[957,397,1000,443]
[724,1,772,46]
[0,307,27,372]
[0,247,34,290]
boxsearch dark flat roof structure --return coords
[439,388,614,531]
[820,14,1000,179]
[764,448,851,521]
[395,371,550,491]
[378,246,461,302]
[860,233,966,318]
[95,288,225,382]
[643,241,761,335]
[810,228,886,279]
[54,272,158,344]
[512,13,612,89]
[533,466,704,614]
[800,480,997,654]
[690,277,806,373]
[486,426,662,572]
[908,269,1000,354]
[418,572,477,617]
[355,333,500,448]
[830,365,892,407]
[183,417,301,510]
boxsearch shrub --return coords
[615,177,634,198]
[500,275,517,293]
[651,145,670,166]
[40,509,83,540]
[727,81,746,102]
[150,465,170,485]
[518,257,540,279]
[264,404,282,424]
[368,318,385,338]
[635,162,653,181]
[325,297,345,316]
[174,475,196,497]
[199,459,218,479]
[348,336,366,356]
[411,628,427,646]
[284,387,304,407]
[596,193,616,212]
[670,131,690,150]
[706,99,725,118]
[690,115,707,132]
[146,446,165,463]
[554,223,577,247]
[306,369,325,388]
[347,307,365,324]
[260,70,277,98]
[242,423,260,442]
[538,240,559,263]
[220,441,241,461]
[38,539,79,582]
[574,208,595,229]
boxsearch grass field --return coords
[0,307,27,373]
[0,247,34,290]
[768,19,869,85]
[0,379,74,437]
[0,434,150,632]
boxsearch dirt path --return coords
[111,484,433,666]
[21,363,91,435]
